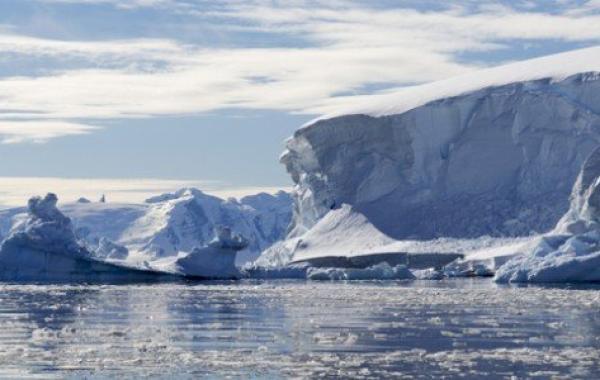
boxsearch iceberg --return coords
[495,147,600,283]
[258,47,600,271]
[0,194,162,282]
[0,188,292,266]
[0,193,263,281]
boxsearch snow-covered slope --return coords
[310,46,600,122]
[0,188,292,265]
[261,47,600,268]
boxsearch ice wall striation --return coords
[283,72,600,241]
[495,147,600,283]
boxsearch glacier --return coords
[259,46,600,277]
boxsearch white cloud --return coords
[0,121,98,143]
[0,176,290,208]
[31,0,175,9]
[0,1,599,141]
[0,34,184,61]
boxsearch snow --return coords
[307,46,600,124]
[94,237,129,260]
[495,147,600,283]
[257,203,510,273]
[120,188,290,264]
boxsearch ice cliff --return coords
[268,47,600,267]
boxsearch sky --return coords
[0,0,599,206]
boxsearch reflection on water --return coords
[0,279,599,378]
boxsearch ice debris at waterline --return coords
[495,147,600,283]
[0,194,252,281]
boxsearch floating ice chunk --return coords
[306,262,415,281]
[242,263,309,279]
[412,268,444,280]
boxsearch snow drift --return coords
[266,47,600,268]
[495,147,600,283]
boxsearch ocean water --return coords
[0,279,599,379]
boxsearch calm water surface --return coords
[0,279,599,379]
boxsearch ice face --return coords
[495,147,600,283]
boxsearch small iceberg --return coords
[171,226,248,279]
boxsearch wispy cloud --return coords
[0,1,599,142]
[31,0,175,9]
[0,121,97,143]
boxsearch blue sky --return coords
[0,0,599,205]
